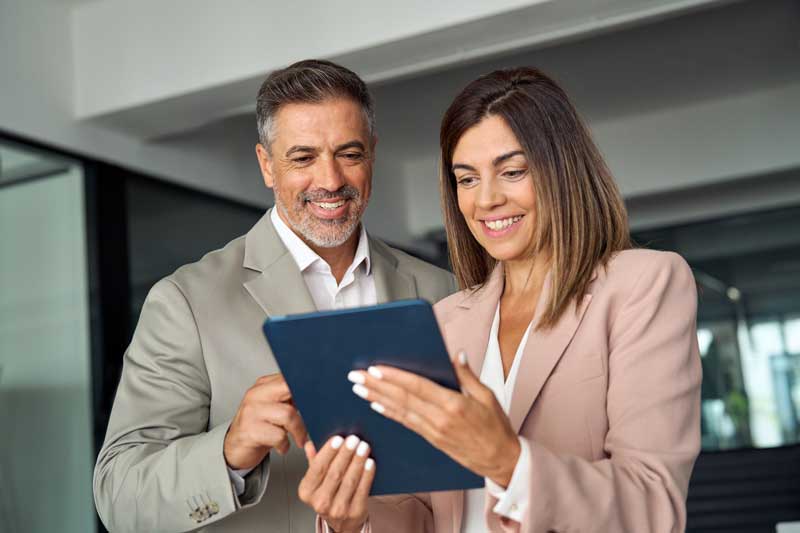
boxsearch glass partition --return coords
[633,206,800,451]
[0,140,96,532]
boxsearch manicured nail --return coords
[458,351,467,366]
[331,436,344,449]
[347,371,365,384]
[367,366,383,379]
[365,458,375,471]
[370,402,385,414]
[352,384,369,399]
[356,441,370,457]
[345,435,360,450]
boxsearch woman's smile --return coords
[479,214,525,238]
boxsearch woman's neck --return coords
[502,253,550,299]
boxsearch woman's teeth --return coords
[313,200,346,210]
[484,215,523,231]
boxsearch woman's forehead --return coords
[452,116,524,165]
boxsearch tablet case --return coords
[263,299,483,495]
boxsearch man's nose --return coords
[316,156,347,192]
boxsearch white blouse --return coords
[462,303,532,532]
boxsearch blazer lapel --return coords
[507,273,593,432]
[241,211,316,317]
[369,236,418,303]
[439,266,503,376]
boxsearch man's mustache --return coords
[301,186,360,203]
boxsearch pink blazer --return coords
[331,249,702,532]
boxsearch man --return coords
[93,59,456,532]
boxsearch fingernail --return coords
[367,366,383,379]
[345,435,360,450]
[370,402,385,414]
[347,371,365,384]
[331,436,344,449]
[365,458,375,471]
[356,441,370,457]
[352,384,369,399]
[458,351,467,366]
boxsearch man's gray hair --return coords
[256,59,375,152]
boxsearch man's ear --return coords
[370,135,378,161]
[255,143,275,189]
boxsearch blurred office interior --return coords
[1,0,799,531]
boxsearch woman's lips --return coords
[480,215,524,238]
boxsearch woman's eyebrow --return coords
[452,163,477,173]
[452,151,526,172]
[492,150,525,166]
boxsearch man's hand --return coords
[223,374,308,470]
[299,436,375,533]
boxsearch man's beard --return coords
[275,185,365,248]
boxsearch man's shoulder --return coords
[370,238,457,302]
[372,238,451,281]
[166,234,248,294]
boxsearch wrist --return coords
[489,435,521,487]
[224,431,270,470]
[325,517,367,533]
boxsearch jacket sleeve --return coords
[489,252,702,533]
[93,278,269,532]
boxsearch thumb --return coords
[303,440,317,462]
[452,350,484,397]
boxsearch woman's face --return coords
[452,115,537,262]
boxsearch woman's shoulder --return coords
[607,248,690,273]
[601,248,695,296]
[433,286,477,322]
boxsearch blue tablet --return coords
[263,299,483,495]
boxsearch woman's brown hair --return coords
[440,67,631,329]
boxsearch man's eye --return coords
[292,156,313,164]
[341,152,364,160]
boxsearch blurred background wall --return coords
[1,0,799,531]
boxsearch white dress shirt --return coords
[227,209,377,497]
[462,303,532,531]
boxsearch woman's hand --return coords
[298,435,375,533]
[347,352,520,487]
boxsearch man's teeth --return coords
[313,200,346,210]
[484,215,523,230]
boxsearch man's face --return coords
[256,98,375,249]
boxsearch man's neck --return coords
[308,231,360,284]
[274,208,362,284]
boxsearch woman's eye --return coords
[502,169,527,180]
[456,176,478,187]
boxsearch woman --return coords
[301,67,701,533]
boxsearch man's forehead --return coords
[272,98,370,149]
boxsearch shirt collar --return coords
[270,207,371,276]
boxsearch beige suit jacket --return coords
[363,249,702,533]
[93,210,457,532]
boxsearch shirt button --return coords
[510,504,518,512]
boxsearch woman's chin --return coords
[482,242,530,263]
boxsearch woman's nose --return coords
[475,179,505,210]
